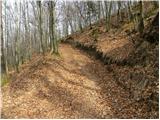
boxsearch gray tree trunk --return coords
[37,1,44,54]
[49,1,58,54]
[1,1,7,74]
[105,1,112,32]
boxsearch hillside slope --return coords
[62,11,159,118]
[1,5,159,119]
[1,44,135,118]
[2,42,158,118]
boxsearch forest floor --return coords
[1,10,158,119]
[1,44,145,119]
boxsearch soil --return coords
[2,44,135,119]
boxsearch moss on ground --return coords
[1,74,10,87]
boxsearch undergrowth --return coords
[1,74,10,87]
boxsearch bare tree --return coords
[137,1,144,34]
[48,1,58,54]
[37,1,44,54]
[1,1,7,74]
[104,1,112,32]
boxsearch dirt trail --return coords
[2,44,133,119]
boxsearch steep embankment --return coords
[62,11,159,118]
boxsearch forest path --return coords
[2,44,131,119]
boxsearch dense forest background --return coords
[1,0,158,74]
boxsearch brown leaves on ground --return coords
[2,44,115,118]
[61,12,159,118]
[2,42,158,118]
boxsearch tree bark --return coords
[138,1,144,34]
[49,1,58,54]
[37,1,44,54]
[1,1,7,74]
[105,1,112,32]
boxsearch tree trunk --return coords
[37,1,44,54]
[1,1,7,74]
[68,19,74,34]
[5,4,8,74]
[26,1,32,60]
[101,1,105,19]
[98,1,101,21]
[87,2,92,28]
[117,1,122,23]
[49,1,58,54]
[138,1,144,34]
[105,1,112,32]
[127,1,133,22]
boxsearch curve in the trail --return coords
[2,44,132,119]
